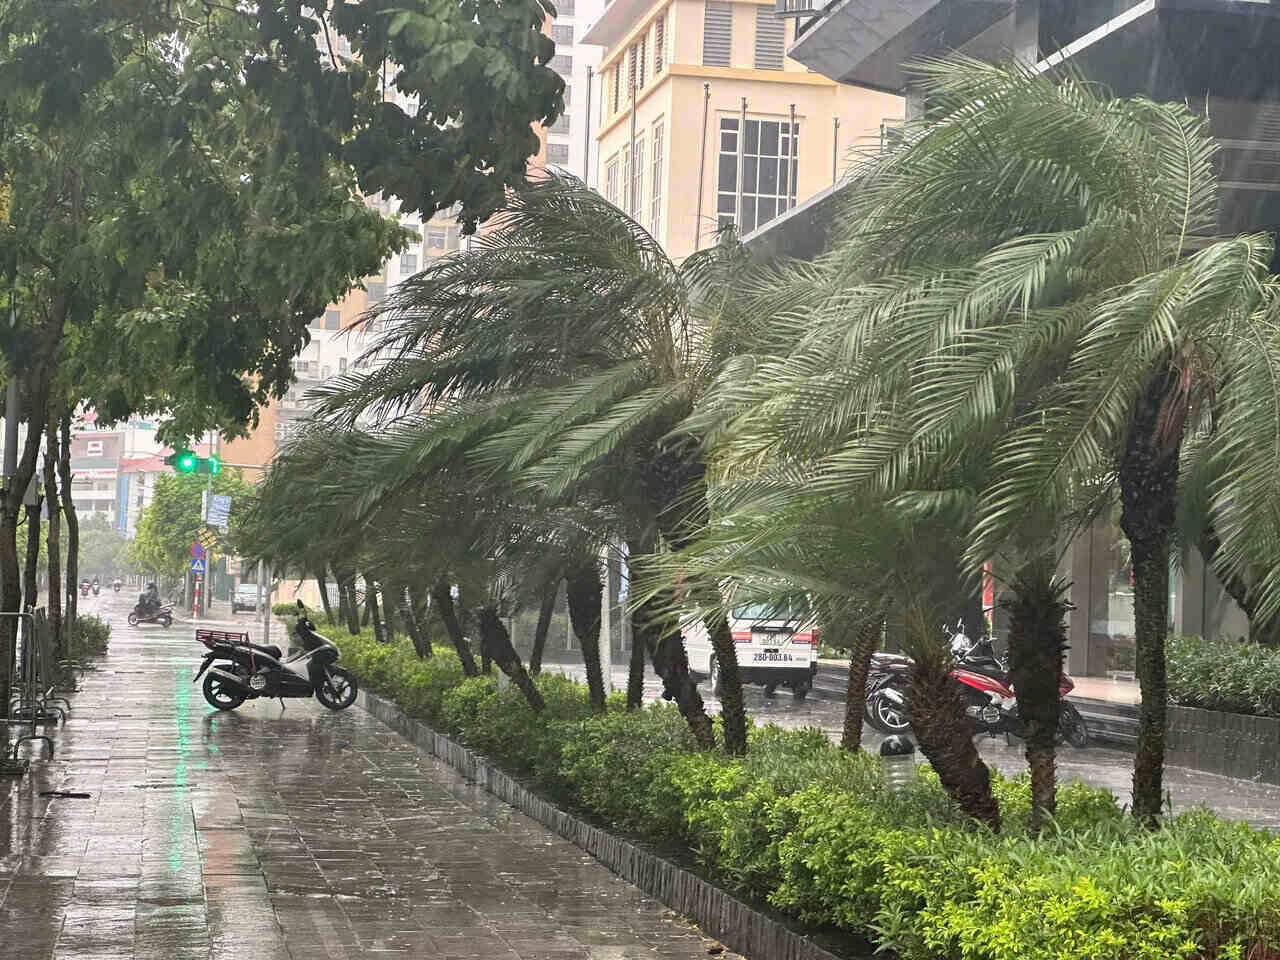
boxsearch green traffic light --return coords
[206,454,221,475]
[167,448,197,473]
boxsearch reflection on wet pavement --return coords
[0,595,742,960]
[534,653,1280,831]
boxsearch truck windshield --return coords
[731,599,810,621]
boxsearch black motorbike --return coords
[129,601,174,628]
[193,599,358,712]
[112,579,121,593]
[91,580,100,596]
[79,580,90,598]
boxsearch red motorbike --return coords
[865,623,1089,747]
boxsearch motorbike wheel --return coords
[161,615,173,628]
[203,672,247,711]
[316,667,358,711]
[866,689,912,734]
[709,656,724,698]
[127,612,139,626]
[1061,702,1090,748]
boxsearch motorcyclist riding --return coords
[138,582,160,614]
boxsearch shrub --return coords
[1167,635,1280,718]
[336,630,1280,959]
[67,614,110,658]
[271,602,299,617]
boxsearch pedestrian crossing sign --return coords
[189,557,207,574]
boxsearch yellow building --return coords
[584,0,901,260]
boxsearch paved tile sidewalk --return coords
[0,597,742,960]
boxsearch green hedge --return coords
[67,614,110,659]
[334,622,1280,960]
[1168,635,1280,718]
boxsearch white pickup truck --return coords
[684,600,819,700]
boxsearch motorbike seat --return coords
[243,642,282,660]
[958,659,1007,682]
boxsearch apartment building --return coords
[583,0,901,259]
[547,0,607,178]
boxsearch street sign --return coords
[207,494,232,532]
[198,527,219,550]
[190,542,206,558]
[190,557,207,574]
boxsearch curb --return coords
[356,689,861,960]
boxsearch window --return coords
[703,2,732,67]
[627,45,636,96]
[611,65,621,114]
[446,227,460,250]
[630,134,645,216]
[552,24,574,44]
[605,156,620,205]
[650,121,664,235]
[547,142,570,165]
[427,227,447,249]
[563,85,572,107]
[366,280,386,303]
[309,314,323,328]
[324,309,341,330]
[401,252,418,273]
[339,356,347,372]
[637,34,647,89]
[717,117,798,234]
[551,113,571,134]
[621,147,630,213]
[654,14,666,73]
[86,440,103,457]
[558,0,574,13]
[551,54,573,74]
[754,6,786,70]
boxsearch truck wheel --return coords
[763,683,777,698]
[792,682,810,702]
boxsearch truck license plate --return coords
[751,652,794,663]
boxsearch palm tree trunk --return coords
[43,416,61,655]
[627,621,647,709]
[1005,564,1071,833]
[841,618,881,752]
[432,577,478,676]
[403,586,433,658]
[565,562,607,710]
[342,574,361,635]
[58,413,77,637]
[706,612,747,755]
[529,583,556,676]
[651,627,716,749]
[477,605,545,711]
[902,607,1000,831]
[316,568,334,623]
[1119,368,1181,827]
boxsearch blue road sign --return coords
[189,557,207,574]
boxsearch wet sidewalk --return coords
[0,596,741,960]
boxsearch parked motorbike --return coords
[129,602,174,628]
[865,622,1089,747]
[112,579,122,593]
[193,599,358,712]
[91,580,100,596]
[79,579,90,597]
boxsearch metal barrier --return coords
[1,609,55,761]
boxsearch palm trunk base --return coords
[478,606,544,711]
[652,633,716,749]
[841,618,880,751]
[707,613,748,755]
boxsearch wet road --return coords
[0,595,742,960]
[533,649,1280,829]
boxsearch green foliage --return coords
[127,470,256,579]
[1167,635,1280,718]
[75,516,132,578]
[335,626,1280,959]
[66,614,109,658]
[271,602,299,617]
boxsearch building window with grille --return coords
[650,121,664,236]
[400,252,418,273]
[551,113,571,134]
[654,14,666,73]
[551,54,573,75]
[637,35,647,89]
[324,309,341,330]
[621,147,631,212]
[627,45,637,96]
[717,117,798,234]
[552,24,574,44]
[446,226,460,250]
[754,6,785,70]
[703,2,732,67]
[367,280,387,303]
[427,227,447,249]
[605,156,620,206]
[339,356,347,372]
[630,134,645,216]
[559,0,575,13]
[547,142,570,166]
[611,66,620,115]
[563,85,572,107]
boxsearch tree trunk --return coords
[1005,563,1071,833]
[402,586,432,658]
[43,416,61,656]
[529,583,556,676]
[627,617,648,710]
[361,596,371,627]
[706,612,748,755]
[367,582,386,643]
[341,574,361,635]
[565,562,607,710]
[1198,526,1280,645]
[902,607,1001,831]
[432,577,478,676]
[651,623,716,750]
[841,618,881,752]
[22,501,40,609]
[1119,368,1181,827]
[59,413,78,636]
[477,605,545,711]
[316,568,334,623]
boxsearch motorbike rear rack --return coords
[196,629,251,648]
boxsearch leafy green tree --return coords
[76,516,132,580]
[694,58,1280,824]
[312,178,758,753]
[128,470,256,582]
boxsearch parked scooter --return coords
[193,600,358,712]
[128,602,174,628]
[91,578,100,596]
[865,622,1089,747]
[79,579,90,598]
[112,578,122,593]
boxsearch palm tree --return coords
[310,176,761,753]
[696,57,1280,824]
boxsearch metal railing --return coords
[2,608,82,762]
